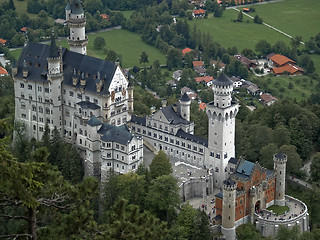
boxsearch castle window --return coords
[33,125,36,130]
[39,117,43,122]
[33,115,36,121]
[181,142,185,147]
[20,83,24,88]
[116,144,119,149]
[46,118,50,124]
[45,88,49,93]
[121,146,125,151]
[154,123,157,128]
[170,139,174,144]
[210,151,214,157]
[280,171,282,174]
[176,140,179,145]
[187,144,191,149]
[39,107,43,113]
[229,205,230,208]
[193,146,197,151]
[159,125,162,129]
[215,167,219,173]
[159,135,162,140]
[29,95,32,100]
[165,137,168,142]
[69,91,74,97]
[21,93,25,98]
[39,127,44,132]
[46,108,50,114]
[199,148,203,153]
[117,118,121,125]
[107,162,111,166]
[216,154,220,159]
[21,102,26,109]
[21,113,26,119]
[224,153,228,159]
[148,131,151,136]
[28,84,32,90]
[143,130,146,134]
[107,143,111,148]
[137,128,141,133]
[153,133,157,138]
[77,93,82,99]
[94,98,98,104]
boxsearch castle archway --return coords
[255,201,261,212]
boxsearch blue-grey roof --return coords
[180,92,190,102]
[274,152,286,159]
[131,115,146,126]
[215,192,223,199]
[15,42,118,95]
[49,36,59,58]
[224,176,236,187]
[213,73,233,87]
[215,214,222,220]
[87,115,102,126]
[77,101,100,110]
[70,0,83,14]
[65,1,71,10]
[236,159,255,177]
[175,129,208,147]
[161,104,189,125]
[229,157,238,164]
[99,124,133,145]
[266,169,274,177]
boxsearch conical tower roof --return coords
[213,73,233,87]
[180,92,190,102]
[49,33,59,58]
[70,0,84,14]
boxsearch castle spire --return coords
[49,30,59,59]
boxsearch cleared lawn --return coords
[86,29,166,68]
[0,0,40,19]
[310,54,320,75]
[188,10,290,51]
[246,0,320,41]
[250,75,315,102]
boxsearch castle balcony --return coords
[68,37,88,46]
[115,99,125,107]
[68,17,86,24]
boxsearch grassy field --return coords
[10,29,167,68]
[0,0,39,19]
[188,9,290,51]
[250,75,316,102]
[310,54,320,75]
[246,0,320,41]
[86,29,166,68]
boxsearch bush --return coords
[93,36,106,50]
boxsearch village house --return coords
[195,76,214,87]
[267,54,304,75]
[172,70,183,81]
[0,38,7,46]
[182,48,193,56]
[193,61,206,76]
[234,54,257,68]
[260,93,278,106]
[199,102,206,111]
[181,86,197,100]
[212,60,226,72]
[192,9,206,18]
[230,76,243,88]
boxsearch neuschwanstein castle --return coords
[13,0,309,239]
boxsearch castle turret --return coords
[179,92,191,121]
[222,177,237,240]
[274,152,287,206]
[47,33,63,135]
[206,73,239,187]
[67,0,88,55]
[127,78,134,116]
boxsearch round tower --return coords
[222,177,237,240]
[65,0,71,21]
[274,152,287,206]
[206,73,238,188]
[179,92,191,121]
[67,0,88,55]
[47,33,63,137]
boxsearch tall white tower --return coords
[221,177,237,240]
[274,152,287,206]
[47,34,63,135]
[179,93,191,122]
[67,0,88,55]
[206,73,238,188]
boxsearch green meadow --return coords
[246,0,320,41]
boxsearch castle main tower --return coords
[274,152,287,206]
[206,73,238,188]
[222,177,237,240]
[47,34,63,134]
[66,0,88,55]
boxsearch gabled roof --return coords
[0,38,7,45]
[193,61,204,67]
[229,157,238,165]
[235,159,255,177]
[260,93,277,103]
[215,192,223,199]
[234,54,257,68]
[193,9,205,15]
[20,27,27,32]
[15,42,118,95]
[99,124,133,145]
[87,115,102,126]
[195,76,214,83]
[0,67,8,75]
[161,104,190,125]
[272,63,304,75]
[100,14,109,20]
[270,54,295,66]
[199,102,206,110]
[182,48,193,55]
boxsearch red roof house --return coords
[100,14,109,20]
[269,54,296,67]
[182,48,193,55]
[260,93,278,106]
[193,61,204,67]
[0,67,8,76]
[272,63,304,76]
[0,38,7,45]
[20,27,27,32]
[199,102,206,111]
[195,76,214,84]
[192,9,205,18]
